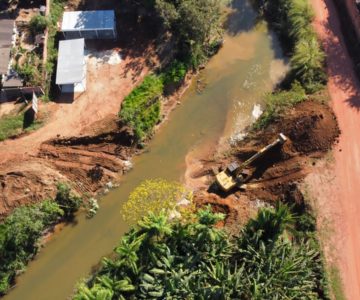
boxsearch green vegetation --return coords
[119,75,163,141]
[55,183,83,219]
[328,265,346,300]
[0,109,43,141]
[0,113,24,141]
[254,81,307,128]
[0,200,62,295]
[0,183,81,295]
[74,203,330,299]
[154,0,223,68]
[119,0,223,141]
[44,0,65,98]
[119,61,189,141]
[122,179,191,223]
[162,60,187,86]
[258,0,326,92]
[29,15,49,35]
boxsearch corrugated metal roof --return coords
[56,38,85,85]
[61,10,115,31]
[0,19,15,74]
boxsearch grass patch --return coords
[253,81,307,129]
[328,265,346,300]
[0,108,44,141]
[0,114,24,141]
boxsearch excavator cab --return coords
[215,133,288,192]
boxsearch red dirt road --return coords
[311,0,360,298]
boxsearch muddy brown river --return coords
[5,1,288,299]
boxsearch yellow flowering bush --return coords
[122,179,192,223]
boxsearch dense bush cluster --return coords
[74,204,329,299]
[29,15,48,35]
[154,0,223,68]
[119,61,188,141]
[119,75,163,141]
[0,183,81,295]
[259,0,326,92]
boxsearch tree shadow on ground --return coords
[321,0,360,111]
[74,0,160,84]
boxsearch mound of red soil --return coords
[278,101,340,154]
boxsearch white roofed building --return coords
[56,38,86,93]
[61,10,117,40]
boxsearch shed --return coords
[56,38,86,93]
[0,19,15,75]
[61,10,116,39]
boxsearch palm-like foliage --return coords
[288,0,315,40]
[291,36,325,87]
[243,202,294,245]
[73,205,330,300]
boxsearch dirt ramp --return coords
[39,128,136,194]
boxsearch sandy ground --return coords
[0,47,151,165]
[311,0,360,298]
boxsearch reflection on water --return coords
[5,2,288,300]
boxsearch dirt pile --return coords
[191,100,340,227]
[274,101,340,153]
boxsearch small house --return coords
[61,10,117,40]
[55,38,86,93]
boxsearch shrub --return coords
[29,15,48,35]
[162,60,187,86]
[121,179,191,223]
[119,75,164,141]
[290,36,326,92]
[55,183,82,219]
[259,0,326,92]
[0,200,63,295]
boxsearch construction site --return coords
[0,0,360,299]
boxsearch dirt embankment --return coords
[189,100,340,233]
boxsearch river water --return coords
[5,1,287,299]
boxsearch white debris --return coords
[168,209,181,221]
[106,181,113,189]
[86,50,122,67]
[252,104,263,120]
[177,198,191,207]
[123,160,133,172]
[87,198,99,218]
[229,132,247,146]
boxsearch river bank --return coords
[3,1,290,298]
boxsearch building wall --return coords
[63,29,116,40]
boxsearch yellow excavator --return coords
[215,133,288,192]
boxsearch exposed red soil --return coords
[0,1,189,217]
[310,0,360,298]
[189,100,339,232]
